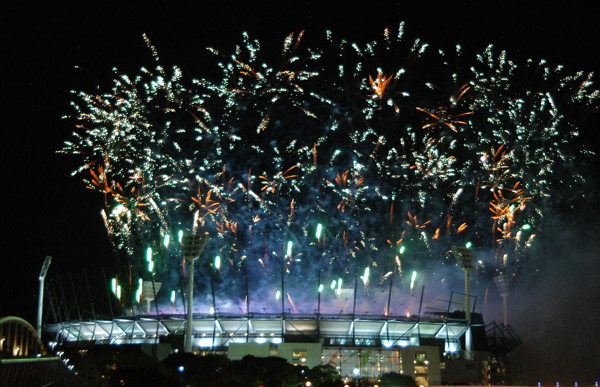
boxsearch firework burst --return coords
[61,24,597,314]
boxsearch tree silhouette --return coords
[378,372,417,387]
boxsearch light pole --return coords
[451,245,474,360]
[182,232,210,353]
[142,281,162,313]
[37,256,52,338]
[493,274,510,326]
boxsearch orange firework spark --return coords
[327,170,364,212]
[406,212,431,229]
[259,165,298,194]
[88,165,155,222]
[282,30,305,59]
[87,166,113,213]
[236,59,263,80]
[257,112,270,133]
[191,187,220,219]
[216,220,238,236]
[288,199,295,223]
[369,73,393,99]
[482,145,513,191]
[489,181,531,244]
[188,109,210,132]
[415,83,473,131]
[416,106,474,132]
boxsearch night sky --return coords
[2,1,599,384]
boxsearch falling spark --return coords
[410,271,417,294]
[316,223,323,240]
[361,266,370,288]
[287,293,298,312]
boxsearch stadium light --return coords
[142,280,162,313]
[494,274,510,326]
[451,245,474,360]
[37,256,52,338]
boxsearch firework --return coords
[61,24,598,315]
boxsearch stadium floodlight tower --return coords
[182,232,210,353]
[493,274,510,326]
[143,281,162,313]
[451,245,474,360]
[37,256,52,338]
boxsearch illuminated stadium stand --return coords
[46,311,475,384]
[46,312,470,348]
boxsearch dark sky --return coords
[1,1,599,384]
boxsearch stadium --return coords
[42,265,522,386]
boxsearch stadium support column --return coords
[182,232,210,353]
[244,262,250,316]
[37,256,52,338]
[281,266,285,315]
[317,271,321,315]
[464,269,472,358]
[352,276,357,344]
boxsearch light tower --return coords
[142,281,162,313]
[493,274,510,326]
[182,232,210,353]
[451,245,474,360]
[37,256,52,338]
